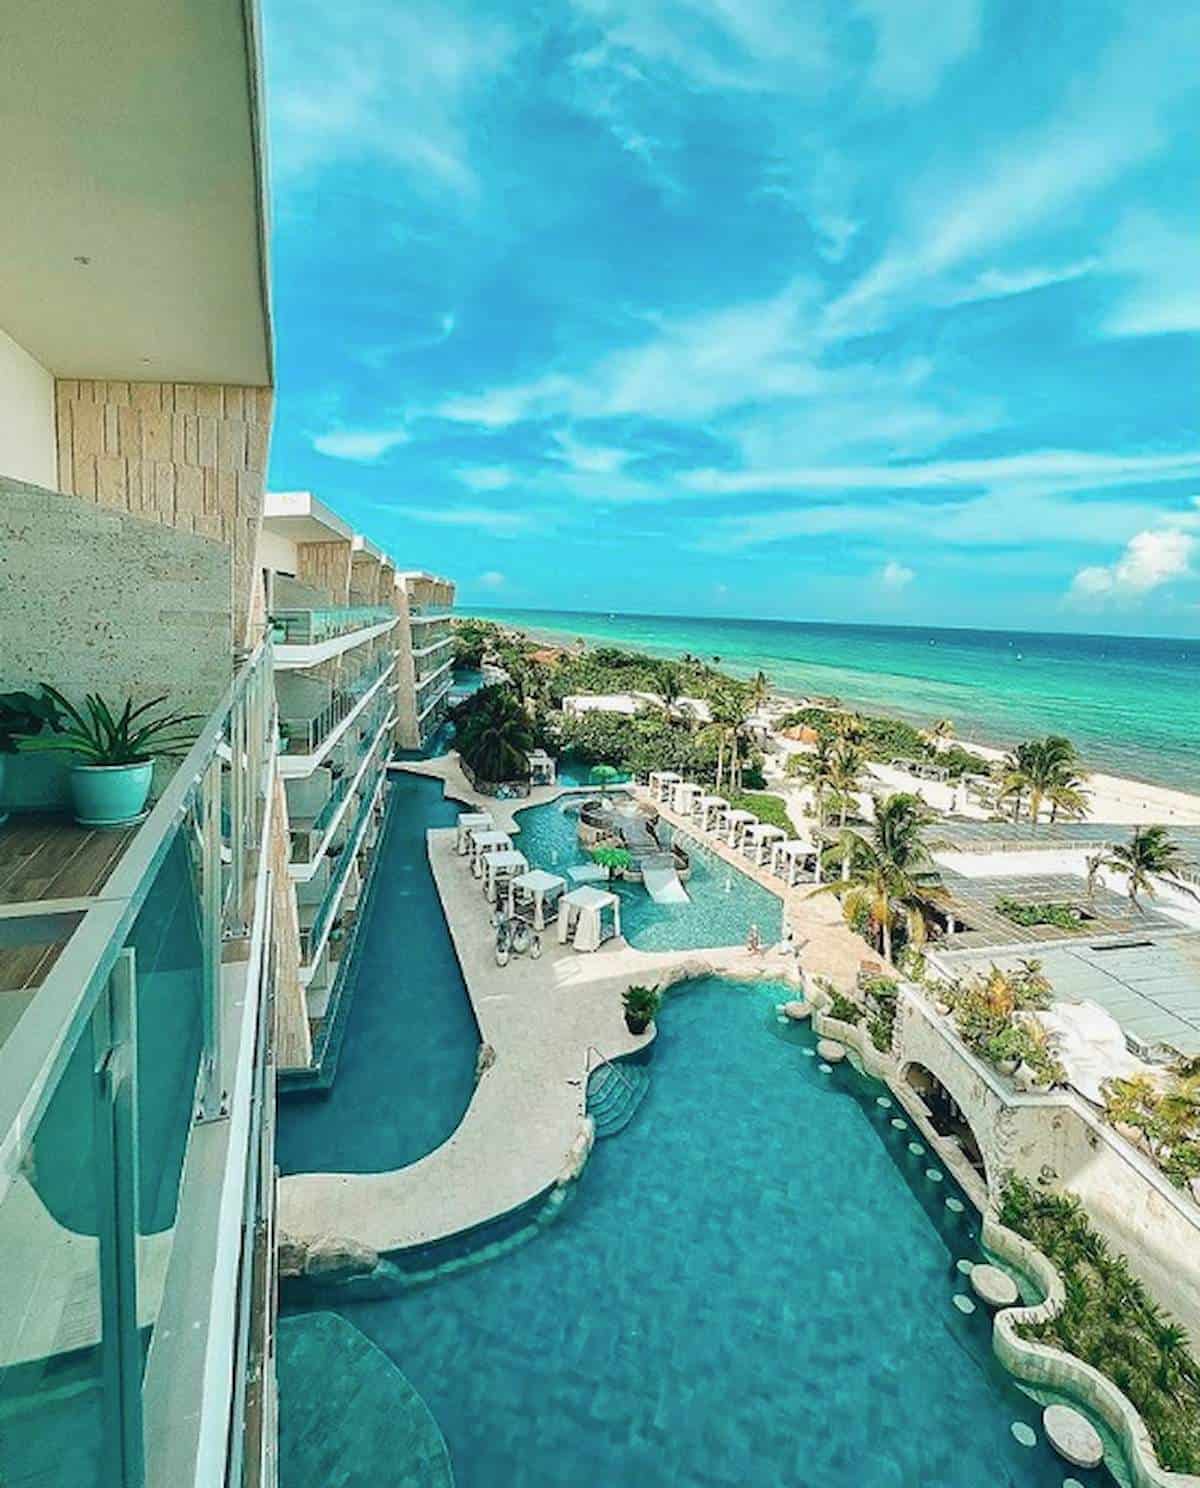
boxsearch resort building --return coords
[394,570,457,751]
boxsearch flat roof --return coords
[935,934,1200,1056]
[263,491,356,545]
[937,868,1176,951]
[0,0,272,384]
[929,819,1200,866]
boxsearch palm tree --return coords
[1088,825,1200,914]
[811,792,950,963]
[828,739,866,830]
[929,717,955,745]
[999,735,1088,826]
[455,686,534,784]
[831,710,865,742]
[710,686,753,790]
[750,670,770,712]
[788,734,835,827]
[657,665,683,723]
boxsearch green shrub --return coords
[996,897,1086,931]
[998,1178,1200,1472]
[826,991,864,1024]
[723,789,791,832]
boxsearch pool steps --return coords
[586,1060,650,1138]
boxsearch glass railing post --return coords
[196,758,226,1122]
[91,947,146,1488]
[230,706,246,929]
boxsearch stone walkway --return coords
[277,758,796,1258]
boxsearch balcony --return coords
[0,644,277,1488]
[416,667,455,723]
[272,605,396,670]
[277,653,394,775]
[287,696,394,877]
[408,604,452,621]
[411,631,454,662]
[297,771,387,975]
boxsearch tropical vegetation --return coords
[1101,1069,1200,1192]
[998,1177,1200,1472]
[995,897,1088,931]
[811,792,949,963]
[723,789,791,833]
[0,687,62,753]
[997,734,1089,825]
[1086,825,1199,914]
[941,961,1065,1087]
[622,983,662,1033]
[451,685,534,785]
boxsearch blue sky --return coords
[261,0,1200,635]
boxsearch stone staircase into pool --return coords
[586,1059,650,1137]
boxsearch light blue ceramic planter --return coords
[70,761,154,827]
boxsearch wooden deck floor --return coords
[0,815,136,1015]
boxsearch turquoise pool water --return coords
[512,795,783,951]
[332,977,1114,1487]
[275,774,480,1176]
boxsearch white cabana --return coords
[648,770,682,805]
[508,868,567,929]
[743,822,786,865]
[470,829,512,877]
[697,794,728,834]
[557,885,622,952]
[771,837,821,887]
[725,809,756,849]
[484,848,529,902]
[456,811,494,855]
[528,749,557,787]
[670,781,702,817]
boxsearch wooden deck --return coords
[0,814,136,1024]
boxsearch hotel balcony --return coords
[295,770,388,980]
[272,604,397,668]
[276,653,395,777]
[0,643,278,1488]
[285,695,394,877]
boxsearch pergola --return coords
[527,749,557,787]
[483,848,528,903]
[725,809,757,850]
[742,822,786,866]
[771,837,821,886]
[469,829,512,877]
[456,811,493,855]
[697,794,728,833]
[508,868,567,928]
[648,770,682,805]
[558,885,622,952]
[670,781,702,817]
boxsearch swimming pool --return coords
[324,976,1112,1487]
[275,773,480,1177]
[511,795,783,951]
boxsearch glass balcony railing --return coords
[408,603,452,620]
[411,628,453,659]
[415,654,454,688]
[0,642,277,1488]
[290,696,393,861]
[278,653,394,757]
[272,604,394,645]
[417,670,455,725]
[299,776,385,964]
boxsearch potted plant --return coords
[0,688,64,824]
[622,983,661,1035]
[19,687,199,827]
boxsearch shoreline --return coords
[462,613,1200,829]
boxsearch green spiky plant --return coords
[0,688,63,754]
[18,686,200,765]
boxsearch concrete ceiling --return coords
[0,0,272,385]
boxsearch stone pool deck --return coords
[277,758,798,1259]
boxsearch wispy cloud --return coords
[855,0,981,101]
[1101,211,1200,338]
[457,466,514,492]
[399,504,539,537]
[312,427,410,461]
[880,559,915,590]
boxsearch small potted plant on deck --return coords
[623,983,661,1035]
[0,688,64,825]
[19,686,199,827]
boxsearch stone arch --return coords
[900,1060,992,1192]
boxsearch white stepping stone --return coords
[816,1039,846,1063]
[819,1062,832,1073]
[782,1000,810,1021]
[926,1168,943,1182]
[876,1096,892,1108]
[1011,1421,1037,1447]
[908,1142,925,1155]
[956,1259,974,1275]
[801,1048,815,1058]
[1043,1406,1103,1470]
[890,1118,907,1129]
[971,1263,1019,1309]
[952,1294,976,1314]
[945,1197,964,1214]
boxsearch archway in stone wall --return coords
[901,1062,990,1190]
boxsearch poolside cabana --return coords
[743,822,786,866]
[771,837,821,887]
[484,848,529,903]
[470,829,512,877]
[670,781,702,817]
[528,749,557,787]
[557,885,622,952]
[725,809,757,850]
[456,811,494,855]
[697,795,729,835]
[508,868,567,929]
[649,770,682,805]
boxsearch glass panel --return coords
[0,1034,107,1488]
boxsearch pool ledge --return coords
[278,759,798,1266]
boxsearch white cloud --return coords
[400,505,536,537]
[312,427,410,461]
[1069,527,1196,602]
[856,0,980,101]
[880,560,915,589]
[457,466,513,492]
[553,430,629,475]
[1102,211,1200,338]
[478,570,507,589]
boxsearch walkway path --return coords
[277,758,793,1257]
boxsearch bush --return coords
[723,789,791,833]
[826,991,864,1024]
[999,1177,1200,1472]
[996,897,1086,931]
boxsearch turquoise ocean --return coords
[464,607,1199,793]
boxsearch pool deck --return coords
[278,759,858,1259]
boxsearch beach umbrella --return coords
[590,763,622,793]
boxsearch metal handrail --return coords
[586,1044,637,1096]
[278,653,394,755]
[273,603,394,644]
